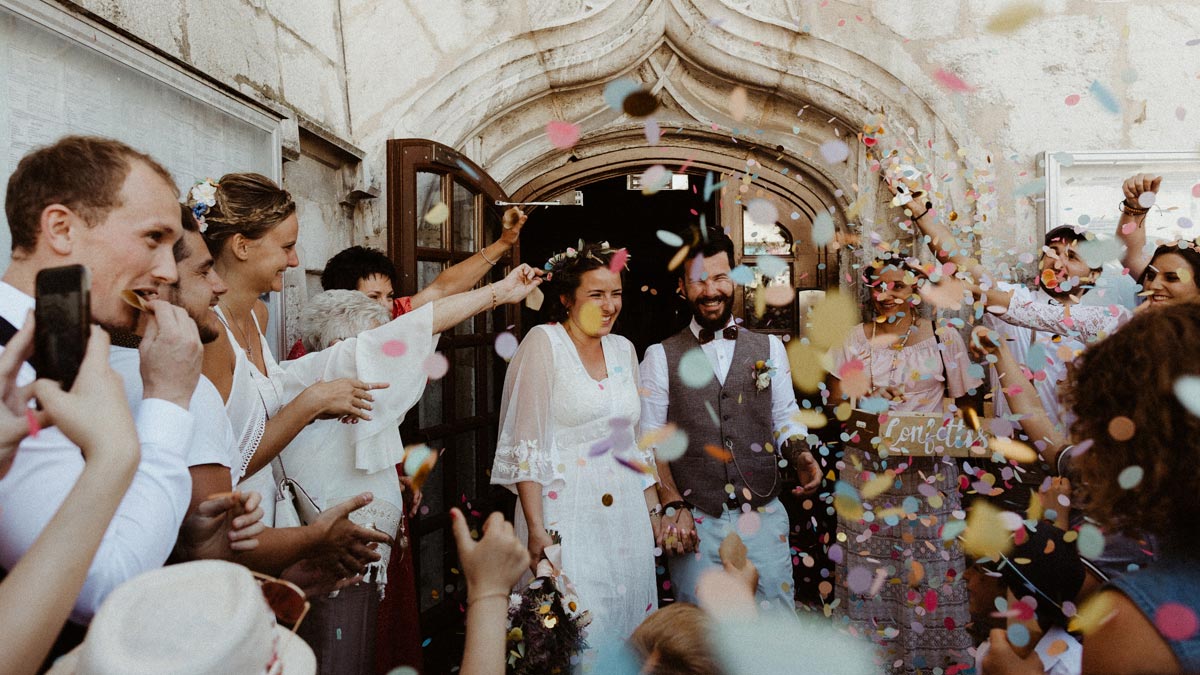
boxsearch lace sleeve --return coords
[491,327,566,493]
[626,341,658,491]
[998,287,1129,344]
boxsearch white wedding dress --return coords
[491,323,658,657]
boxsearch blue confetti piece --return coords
[603,78,641,112]
[1089,80,1121,114]
[757,254,787,278]
[1026,343,1047,373]
[1013,177,1046,198]
[729,265,755,285]
[703,171,726,202]
[1007,623,1031,649]
[422,638,432,648]
[858,396,890,414]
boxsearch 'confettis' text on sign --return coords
[849,410,991,458]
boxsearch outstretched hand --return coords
[1122,173,1162,210]
[451,509,528,600]
[493,264,544,305]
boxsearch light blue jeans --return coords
[667,498,796,614]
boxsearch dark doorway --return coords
[516,172,719,356]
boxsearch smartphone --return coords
[33,265,90,390]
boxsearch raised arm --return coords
[1116,173,1161,281]
[970,327,1067,468]
[409,208,526,309]
[881,174,988,282]
[428,263,541,334]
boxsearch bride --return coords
[491,242,659,658]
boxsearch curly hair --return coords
[542,242,624,323]
[300,289,389,352]
[1136,241,1200,289]
[193,173,295,256]
[320,246,398,292]
[1063,298,1200,553]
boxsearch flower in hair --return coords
[188,179,219,233]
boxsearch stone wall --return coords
[52,0,1200,292]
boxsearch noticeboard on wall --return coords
[0,0,285,352]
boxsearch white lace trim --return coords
[492,438,567,492]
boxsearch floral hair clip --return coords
[543,241,631,272]
[188,178,219,233]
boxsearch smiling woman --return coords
[1138,242,1200,306]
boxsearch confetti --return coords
[644,119,661,145]
[932,68,974,93]
[1155,603,1200,641]
[985,1,1043,33]
[736,512,761,537]
[524,287,544,311]
[381,339,407,357]
[1007,622,1031,648]
[1070,592,1116,634]
[601,493,614,507]
[729,265,755,285]
[1089,80,1120,114]
[402,444,437,492]
[577,303,603,334]
[424,202,449,225]
[746,198,779,225]
[640,424,688,461]
[1013,177,1047,198]
[603,78,641,111]
[962,501,1013,559]
[494,332,519,360]
[657,230,684,247]
[623,89,658,117]
[1107,416,1136,441]
[819,140,850,164]
[812,211,836,246]
[640,165,670,194]
[679,349,715,388]
[805,291,858,350]
[1076,523,1106,559]
[1064,94,1081,106]
[1117,465,1144,489]
[545,120,581,149]
[1174,376,1200,416]
[846,565,874,594]
[422,352,449,379]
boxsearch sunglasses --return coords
[252,571,310,633]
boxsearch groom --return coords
[640,232,822,612]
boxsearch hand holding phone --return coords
[32,265,90,390]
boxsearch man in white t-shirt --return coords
[0,136,202,628]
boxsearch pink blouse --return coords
[830,323,982,413]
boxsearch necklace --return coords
[867,312,916,394]
[220,301,256,360]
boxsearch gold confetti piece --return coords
[834,402,854,421]
[1107,416,1136,441]
[962,501,1013,560]
[424,202,449,225]
[601,493,614,507]
[577,302,602,334]
[704,444,733,462]
[667,245,691,272]
[786,340,827,393]
[986,2,1044,33]
[794,409,828,429]
[860,471,895,499]
[1069,592,1117,634]
[719,531,749,569]
[991,436,1038,463]
[806,291,859,351]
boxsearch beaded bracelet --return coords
[480,247,499,266]
[1119,199,1150,216]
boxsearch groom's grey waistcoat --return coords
[661,327,780,516]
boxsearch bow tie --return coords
[697,326,738,345]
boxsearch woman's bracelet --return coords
[648,503,664,518]
[480,246,500,266]
[909,200,933,221]
[662,500,690,514]
[1119,199,1150,216]
[467,590,510,607]
[489,283,498,311]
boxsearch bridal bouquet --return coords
[505,533,590,675]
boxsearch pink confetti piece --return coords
[644,119,661,145]
[609,248,629,274]
[25,408,39,438]
[1064,94,1081,106]
[545,120,581,150]
[381,339,407,357]
[932,68,975,92]
[422,352,449,379]
[1156,603,1200,641]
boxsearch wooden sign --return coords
[846,409,993,458]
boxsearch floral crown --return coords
[187,178,219,233]
[543,240,630,273]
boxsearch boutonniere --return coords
[752,359,775,392]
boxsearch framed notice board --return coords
[0,0,286,351]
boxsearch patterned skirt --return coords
[834,447,973,674]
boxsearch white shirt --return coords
[984,284,1082,434]
[109,347,235,476]
[640,319,806,442]
[975,625,1082,675]
[0,281,194,624]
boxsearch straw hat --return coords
[48,560,315,675]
